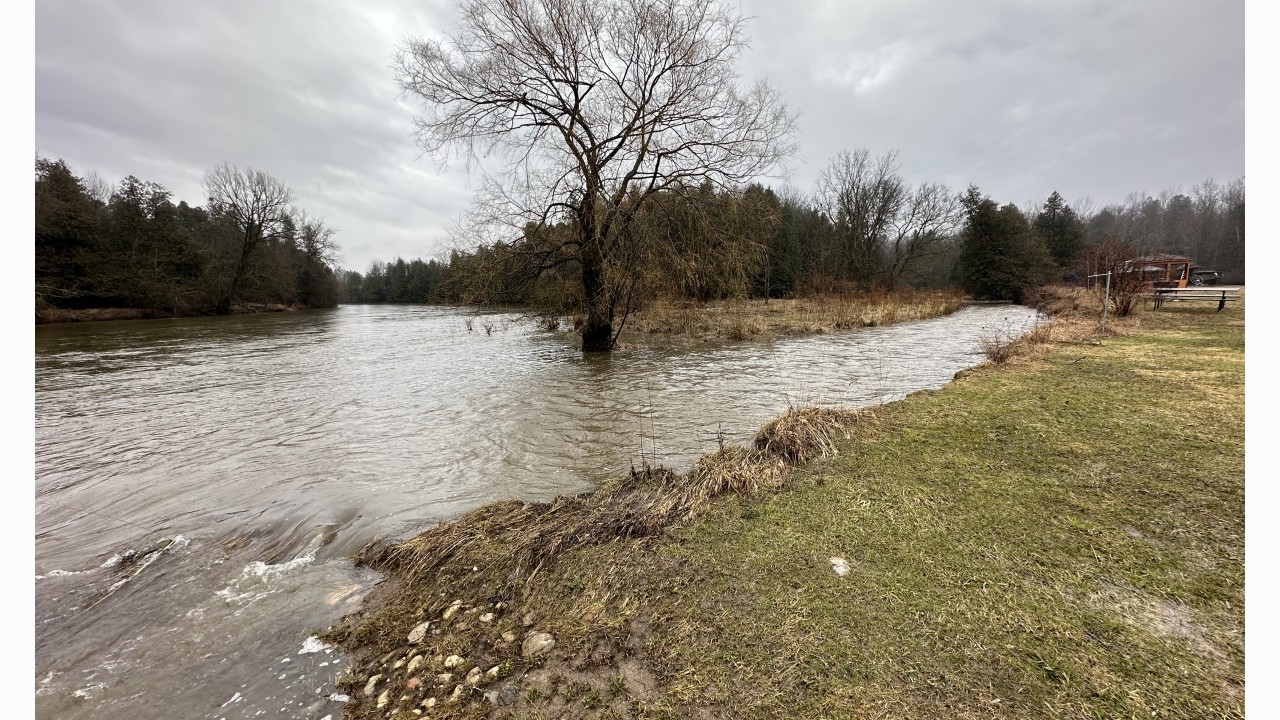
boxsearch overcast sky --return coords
[34,0,1244,274]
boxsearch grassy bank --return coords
[621,289,967,344]
[329,292,1243,719]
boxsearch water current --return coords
[35,302,1041,719]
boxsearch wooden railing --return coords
[1148,287,1241,312]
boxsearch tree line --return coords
[35,157,342,318]
[1083,179,1245,280]
[344,147,1244,309]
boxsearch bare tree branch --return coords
[396,0,797,350]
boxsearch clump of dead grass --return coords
[753,405,860,464]
[724,315,763,340]
[687,445,788,497]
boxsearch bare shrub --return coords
[1107,270,1148,318]
[1076,239,1147,318]
[978,323,1019,364]
[978,336,1014,363]
[1025,319,1055,345]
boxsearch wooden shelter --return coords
[1124,254,1194,289]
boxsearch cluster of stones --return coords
[356,597,556,715]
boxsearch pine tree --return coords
[959,187,1054,300]
[1034,191,1087,268]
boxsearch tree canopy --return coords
[395,0,797,350]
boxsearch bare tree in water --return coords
[395,0,797,351]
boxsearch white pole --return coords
[1088,271,1112,333]
[1101,271,1111,333]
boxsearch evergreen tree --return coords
[1034,191,1087,268]
[959,186,1054,300]
[35,158,104,306]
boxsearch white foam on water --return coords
[35,568,90,580]
[244,552,315,578]
[40,535,195,580]
[72,682,107,700]
[298,635,331,654]
[99,535,191,594]
[35,671,57,697]
[220,691,242,707]
[216,551,317,606]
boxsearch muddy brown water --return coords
[35,303,1041,719]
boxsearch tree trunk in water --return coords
[580,241,612,353]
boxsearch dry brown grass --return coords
[36,306,152,323]
[35,302,300,324]
[969,284,1164,369]
[625,289,967,343]
[724,315,763,340]
[753,405,859,463]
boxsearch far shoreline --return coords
[35,302,323,325]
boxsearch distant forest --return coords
[345,149,1245,307]
[35,157,342,319]
[35,152,1244,319]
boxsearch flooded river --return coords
[35,302,1040,719]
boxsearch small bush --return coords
[979,335,1015,363]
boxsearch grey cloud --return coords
[37,0,1243,272]
[739,0,1242,205]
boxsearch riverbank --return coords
[621,289,967,344]
[328,292,1243,719]
[34,301,315,324]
